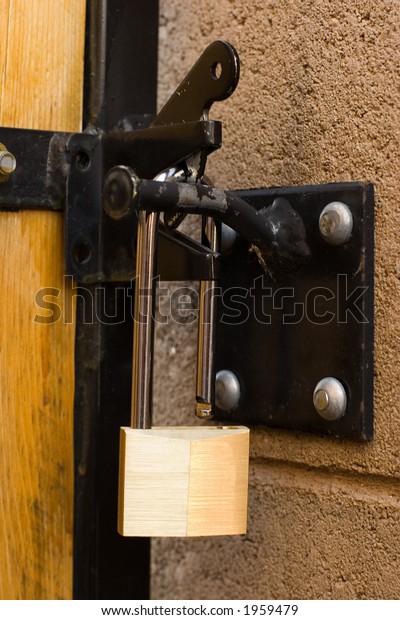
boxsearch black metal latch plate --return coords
[215,181,374,440]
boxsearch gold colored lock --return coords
[118,426,249,537]
[117,194,250,538]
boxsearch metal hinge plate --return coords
[215,181,374,440]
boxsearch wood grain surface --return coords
[0,0,85,599]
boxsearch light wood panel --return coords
[0,0,85,132]
[0,0,86,599]
[119,427,250,537]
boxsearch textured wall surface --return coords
[152,0,400,600]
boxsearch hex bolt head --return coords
[215,370,241,412]
[313,377,347,421]
[319,201,353,246]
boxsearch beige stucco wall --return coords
[152,0,400,600]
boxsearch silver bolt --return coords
[215,370,241,412]
[102,165,138,219]
[0,143,16,180]
[319,202,353,246]
[313,377,347,421]
[221,223,237,253]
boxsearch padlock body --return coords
[118,426,249,537]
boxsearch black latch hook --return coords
[153,40,240,127]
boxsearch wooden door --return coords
[0,0,86,599]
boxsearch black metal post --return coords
[73,0,158,599]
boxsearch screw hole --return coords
[73,241,92,265]
[74,151,90,170]
[211,62,222,80]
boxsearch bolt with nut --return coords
[0,143,16,182]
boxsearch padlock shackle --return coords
[195,217,219,418]
[131,210,159,429]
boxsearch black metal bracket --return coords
[0,127,68,211]
[65,39,240,283]
[0,123,221,282]
[65,122,223,283]
[215,182,374,441]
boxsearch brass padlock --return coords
[118,426,249,537]
[118,206,250,537]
